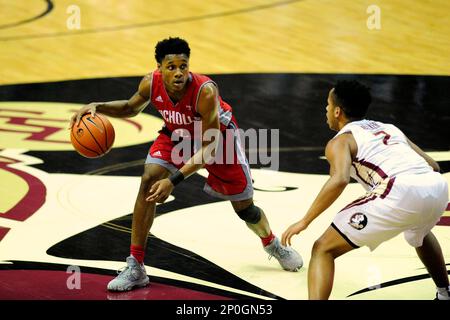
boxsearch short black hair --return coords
[154,37,191,63]
[332,80,372,119]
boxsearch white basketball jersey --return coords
[334,120,433,191]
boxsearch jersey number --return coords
[374,131,392,145]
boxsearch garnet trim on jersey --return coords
[150,71,233,134]
[338,177,395,213]
[331,223,359,248]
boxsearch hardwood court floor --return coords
[1,0,450,85]
[0,0,449,301]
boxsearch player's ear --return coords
[334,106,342,118]
[157,63,161,71]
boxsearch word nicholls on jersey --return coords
[158,109,195,125]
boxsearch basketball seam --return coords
[96,115,108,150]
[70,130,101,156]
[81,117,105,154]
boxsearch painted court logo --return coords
[349,213,368,230]
[0,101,164,150]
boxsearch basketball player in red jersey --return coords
[282,81,449,300]
[70,37,302,291]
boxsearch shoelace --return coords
[268,245,290,260]
[116,265,131,276]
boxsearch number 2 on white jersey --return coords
[374,130,394,145]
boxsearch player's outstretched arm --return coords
[69,73,152,128]
[282,134,353,246]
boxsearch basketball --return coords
[70,113,115,158]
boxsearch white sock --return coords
[436,286,450,300]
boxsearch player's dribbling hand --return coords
[146,178,174,203]
[69,103,98,129]
[281,219,309,246]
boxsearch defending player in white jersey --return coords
[282,80,449,300]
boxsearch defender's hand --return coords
[146,178,174,203]
[69,103,98,129]
[282,219,309,246]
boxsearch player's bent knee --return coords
[312,238,339,257]
[311,239,325,254]
[236,204,261,224]
[140,173,164,191]
[141,165,169,189]
[141,173,156,186]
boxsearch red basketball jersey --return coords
[150,71,233,134]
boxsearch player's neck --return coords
[338,116,360,130]
[337,119,349,131]
[166,86,187,103]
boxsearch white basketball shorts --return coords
[332,171,448,251]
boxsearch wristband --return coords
[169,171,185,186]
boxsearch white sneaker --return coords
[435,287,450,300]
[264,237,303,272]
[107,256,150,291]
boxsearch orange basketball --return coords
[70,113,115,158]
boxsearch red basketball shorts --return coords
[146,120,253,201]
